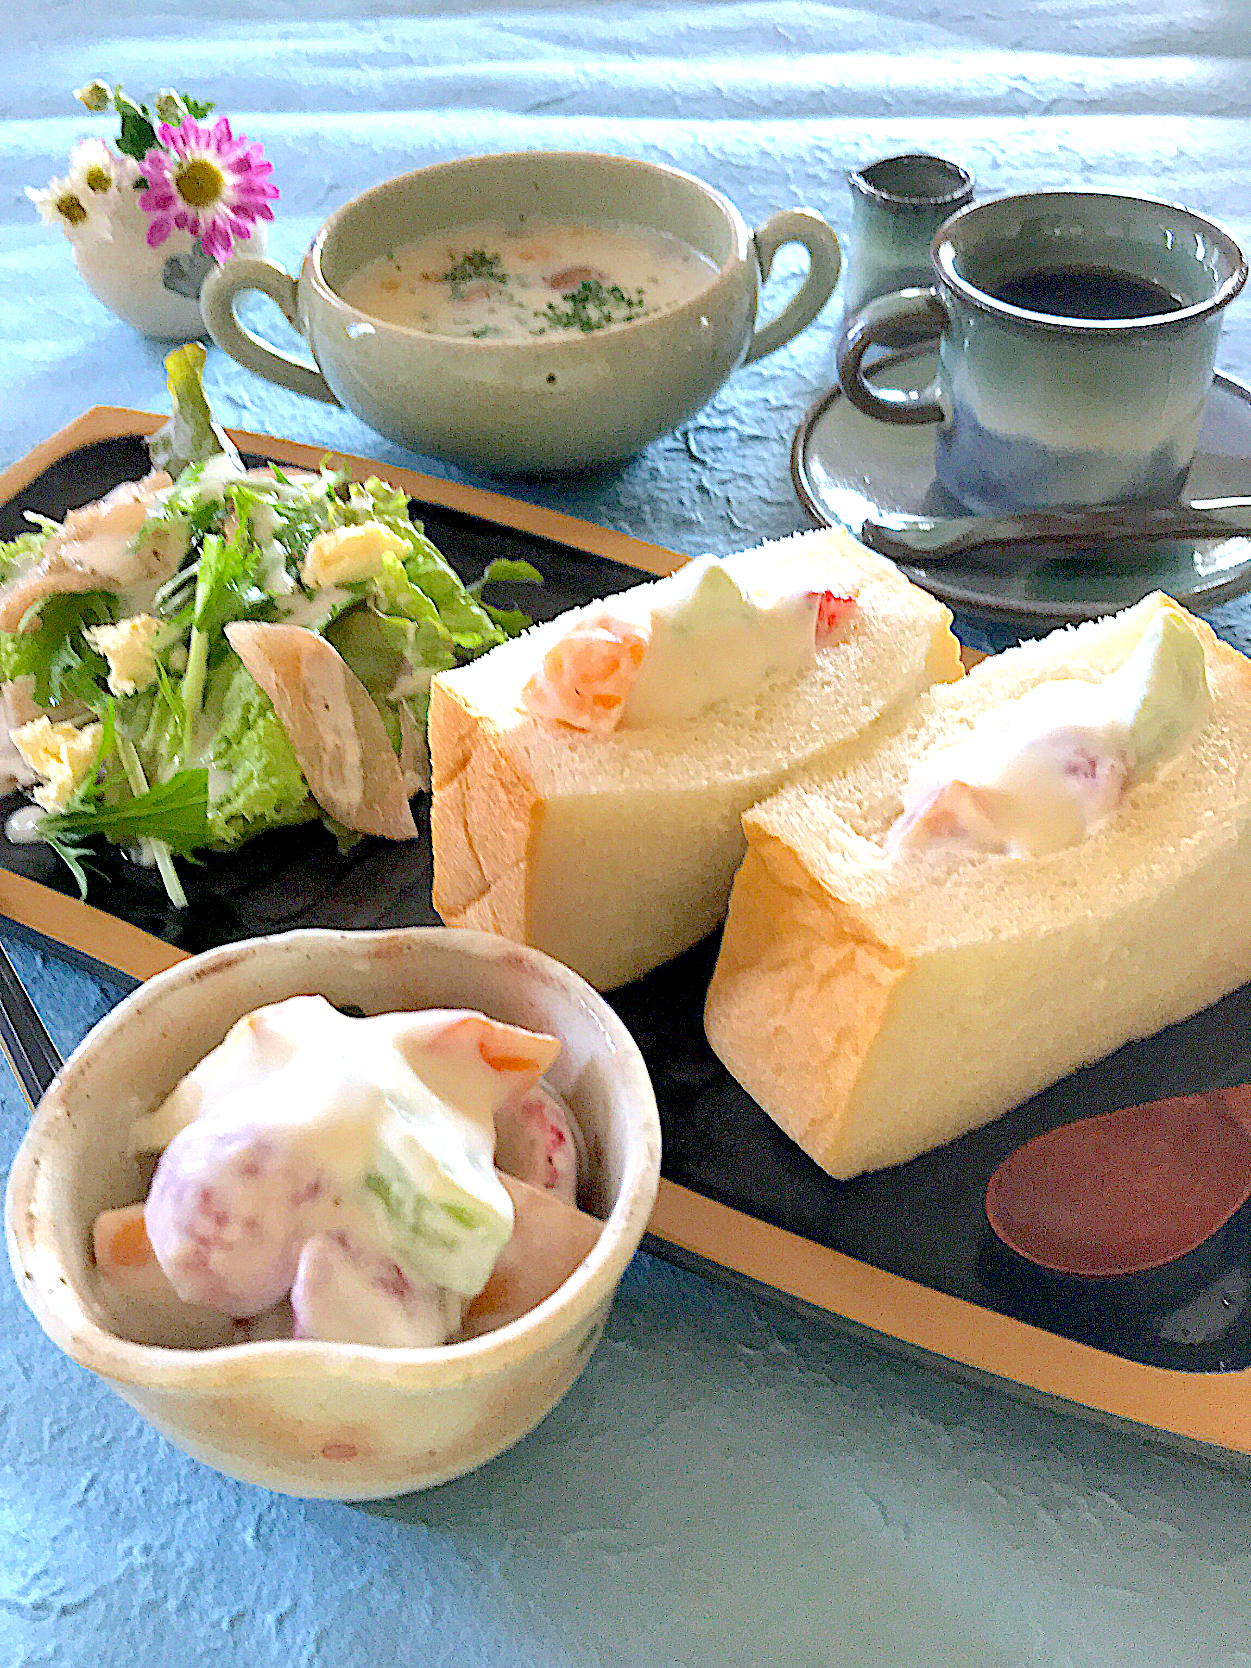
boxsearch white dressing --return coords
[255,538,295,599]
[186,451,248,499]
[4,804,44,844]
[270,583,350,629]
[248,501,278,544]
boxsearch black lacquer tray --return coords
[5,407,1250,1460]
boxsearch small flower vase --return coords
[71,182,267,341]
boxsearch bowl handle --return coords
[743,210,841,364]
[200,258,337,404]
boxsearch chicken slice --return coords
[0,474,177,631]
[226,621,418,839]
[0,677,46,791]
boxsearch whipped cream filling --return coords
[888,604,1211,859]
[521,554,856,733]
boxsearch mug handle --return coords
[200,258,338,405]
[835,287,950,422]
[743,210,842,365]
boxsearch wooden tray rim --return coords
[3,404,1247,1460]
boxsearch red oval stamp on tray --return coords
[986,1088,1251,1277]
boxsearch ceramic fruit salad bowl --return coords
[5,926,661,1499]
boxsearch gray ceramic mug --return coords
[836,190,1248,513]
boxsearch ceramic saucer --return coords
[792,345,1251,625]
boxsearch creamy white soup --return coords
[341,219,719,339]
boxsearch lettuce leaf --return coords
[374,610,457,680]
[181,509,268,747]
[467,558,542,640]
[0,530,46,584]
[344,481,506,650]
[481,600,535,638]
[207,662,315,846]
[469,557,544,593]
[325,605,406,697]
[367,553,446,630]
[337,476,417,535]
[300,474,540,650]
[40,768,210,851]
[399,538,506,652]
[147,343,242,477]
[192,505,265,639]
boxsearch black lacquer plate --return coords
[7,435,1251,1376]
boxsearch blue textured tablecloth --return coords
[5,6,1251,1665]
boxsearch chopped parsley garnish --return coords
[440,249,507,295]
[541,278,648,333]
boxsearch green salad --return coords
[0,345,539,906]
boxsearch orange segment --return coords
[93,1204,156,1271]
[521,611,650,734]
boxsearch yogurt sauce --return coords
[88,998,593,1351]
[341,219,718,340]
[133,997,565,1319]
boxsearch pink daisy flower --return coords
[137,115,277,262]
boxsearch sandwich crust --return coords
[703,830,910,1173]
[706,595,1251,1178]
[428,529,961,989]
[429,679,542,940]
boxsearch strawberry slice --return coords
[812,590,857,644]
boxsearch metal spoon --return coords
[861,496,1251,563]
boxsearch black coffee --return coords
[991,263,1186,320]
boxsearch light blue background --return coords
[4,5,1251,1664]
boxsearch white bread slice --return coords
[704,593,1251,1178]
[429,528,962,989]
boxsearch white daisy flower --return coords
[29,142,136,243]
[68,139,136,207]
[26,175,97,238]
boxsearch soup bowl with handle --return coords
[201,149,841,473]
[5,927,661,1500]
